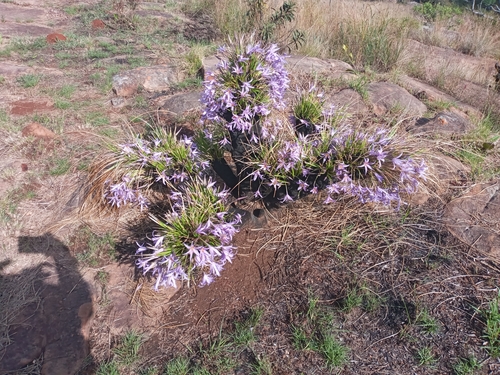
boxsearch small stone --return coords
[112,65,183,97]
[21,122,57,140]
[46,33,67,44]
[21,163,28,172]
[91,19,106,29]
[160,90,203,117]
[111,97,126,107]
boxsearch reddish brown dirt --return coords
[169,225,274,328]
[11,100,54,116]
[91,19,106,30]
[21,122,57,140]
[46,32,67,43]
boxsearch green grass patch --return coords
[49,158,71,176]
[0,185,36,225]
[88,49,111,59]
[96,361,120,375]
[416,308,439,335]
[113,331,143,366]
[414,2,462,22]
[452,355,481,375]
[231,307,263,347]
[250,356,272,375]
[291,292,349,370]
[54,100,72,110]
[452,356,481,375]
[164,357,191,375]
[480,292,500,358]
[16,74,41,88]
[318,333,348,370]
[85,111,109,127]
[57,84,76,99]
[71,226,116,267]
[416,346,436,366]
[172,77,203,91]
[330,18,410,72]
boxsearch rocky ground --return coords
[0,1,499,374]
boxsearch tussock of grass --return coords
[481,292,500,358]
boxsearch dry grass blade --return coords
[80,150,146,216]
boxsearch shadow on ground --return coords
[0,234,93,375]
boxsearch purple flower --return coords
[200,273,214,287]
[232,64,243,75]
[323,195,334,204]
[184,243,199,262]
[241,80,254,97]
[297,180,309,192]
[136,242,147,253]
[359,158,373,174]
[268,177,282,190]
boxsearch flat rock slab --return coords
[408,110,472,136]
[398,75,481,118]
[444,182,500,258]
[0,62,33,77]
[0,3,46,23]
[160,89,203,116]
[0,23,53,38]
[112,65,184,97]
[286,56,353,78]
[330,88,368,116]
[409,154,469,206]
[432,154,470,189]
[367,82,427,117]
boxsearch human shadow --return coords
[0,234,93,375]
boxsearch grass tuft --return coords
[17,74,41,88]
[481,292,500,358]
[416,308,439,335]
[452,355,481,375]
[113,330,143,365]
[96,361,120,375]
[163,357,190,375]
[416,346,436,366]
[318,333,349,370]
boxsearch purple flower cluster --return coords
[103,131,212,209]
[134,178,241,290]
[201,43,289,140]
[118,133,209,177]
[104,175,148,210]
[245,125,427,208]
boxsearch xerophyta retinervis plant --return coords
[89,39,427,291]
[85,127,240,290]
[200,37,427,207]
